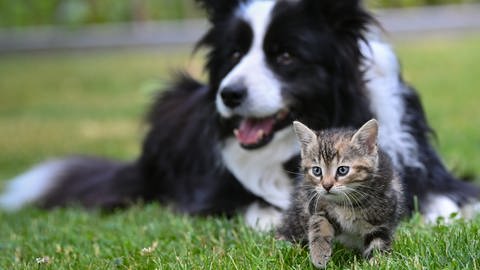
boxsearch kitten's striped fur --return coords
[278,119,404,268]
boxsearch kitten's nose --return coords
[322,182,333,192]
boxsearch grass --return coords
[1,35,480,269]
[2,206,479,269]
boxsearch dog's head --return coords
[196,0,374,149]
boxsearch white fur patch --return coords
[422,194,460,223]
[217,1,285,118]
[361,40,424,171]
[0,160,67,211]
[244,201,283,231]
[221,127,299,210]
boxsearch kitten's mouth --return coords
[233,109,291,149]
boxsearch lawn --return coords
[1,35,480,269]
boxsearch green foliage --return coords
[0,0,479,27]
[396,36,480,176]
[0,0,204,27]
[367,0,477,8]
[0,36,480,269]
[1,205,480,269]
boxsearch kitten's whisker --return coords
[305,192,319,212]
[350,188,371,202]
[337,190,347,208]
[349,190,364,208]
[314,192,322,214]
[345,193,353,209]
[349,189,370,200]
[342,187,369,208]
[341,190,355,210]
[345,185,373,199]
[284,170,304,177]
[347,193,356,210]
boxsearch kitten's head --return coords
[293,119,379,203]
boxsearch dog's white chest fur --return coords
[221,128,300,210]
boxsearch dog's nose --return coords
[220,85,247,108]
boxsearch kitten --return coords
[277,119,404,268]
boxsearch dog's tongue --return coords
[235,117,276,145]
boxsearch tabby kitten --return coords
[278,119,404,268]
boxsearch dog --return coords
[1,0,478,230]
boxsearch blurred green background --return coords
[0,0,479,28]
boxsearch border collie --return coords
[1,0,478,230]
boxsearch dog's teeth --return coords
[256,130,265,139]
[234,129,239,137]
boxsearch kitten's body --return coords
[278,120,404,268]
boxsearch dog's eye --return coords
[230,51,243,63]
[311,166,322,177]
[336,166,350,177]
[276,51,293,66]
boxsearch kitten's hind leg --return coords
[308,215,335,269]
[362,228,392,258]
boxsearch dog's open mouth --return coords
[233,110,290,149]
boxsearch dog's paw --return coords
[244,202,282,231]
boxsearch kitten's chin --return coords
[317,188,346,204]
[323,192,345,203]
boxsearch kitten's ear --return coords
[351,119,378,154]
[293,121,317,151]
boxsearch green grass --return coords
[2,206,479,269]
[397,36,480,176]
[1,35,480,269]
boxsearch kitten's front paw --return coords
[310,246,332,269]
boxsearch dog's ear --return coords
[195,0,243,23]
[301,0,373,34]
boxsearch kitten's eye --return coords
[311,166,322,177]
[336,166,350,177]
[276,51,293,66]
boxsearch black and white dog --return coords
[1,0,478,230]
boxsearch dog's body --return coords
[1,0,478,229]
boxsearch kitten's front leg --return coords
[362,228,392,258]
[308,215,335,269]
